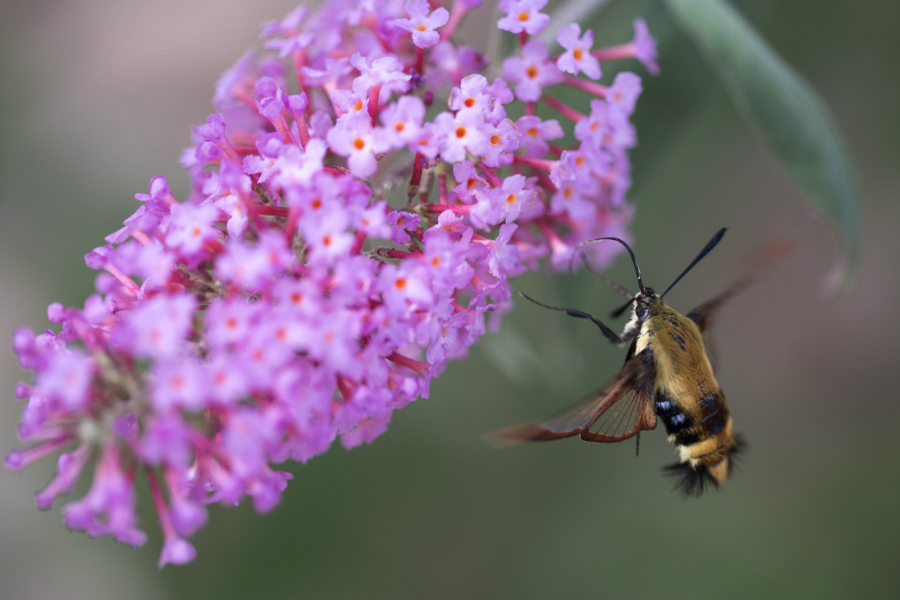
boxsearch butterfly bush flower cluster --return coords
[7,0,657,567]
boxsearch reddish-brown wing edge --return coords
[581,348,657,442]
[581,388,657,443]
[486,350,654,448]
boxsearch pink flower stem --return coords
[323,165,350,176]
[291,50,311,110]
[132,230,152,246]
[513,154,558,172]
[351,230,367,254]
[104,263,142,297]
[337,375,358,401]
[470,272,487,292]
[409,152,424,196]
[34,443,91,510]
[438,171,448,204]
[452,301,472,314]
[563,75,608,97]
[591,43,635,62]
[525,102,536,116]
[18,425,68,443]
[541,95,586,122]
[4,435,74,472]
[241,195,268,230]
[415,47,425,75]
[386,248,418,259]
[295,115,311,149]
[255,205,290,217]
[217,135,242,163]
[534,218,567,255]
[285,207,301,241]
[476,162,502,187]
[144,466,176,539]
[363,15,392,52]
[440,3,466,42]
[234,88,259,113]
[423,203,471,214]
[272,116,294,145]
[519,31,528,47]
[368,83,383,126]
[387,352,429,377]
[537,171,557,192]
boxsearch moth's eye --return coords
[635,305,648,319]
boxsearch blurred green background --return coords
[1,0,898,598]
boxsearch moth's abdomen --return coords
[656,388,742,495]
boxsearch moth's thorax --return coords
[639,305,716,396]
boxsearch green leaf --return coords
[662,0,861,291]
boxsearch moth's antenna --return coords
[570,237,646,295]
[575,254,634,299]
[661,228,727,298]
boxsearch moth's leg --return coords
[620,319,640,344]
[519,292,624,345]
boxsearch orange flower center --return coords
[526,66,538,78]
[490,134,501,146]
[395,278,407,290]
[395,122,405,132]
[573,48,583,61]
[353,138,366,150]
[517,12,529,22]
[416,24,427,31]
[455,127,467,138]
[527,127,539,137]
[464,98,475,108]
[506,194,516,204]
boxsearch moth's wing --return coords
[486,358,644,448]
[688,240,795,372]
[687,290,734,373]
[581,348,657,443]
[686,286,739,334]
[689,238,795,333]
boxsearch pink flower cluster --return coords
[7,0,657,566]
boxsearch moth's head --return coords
[632,288,661,320]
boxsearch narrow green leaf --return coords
[663,0,861,290]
